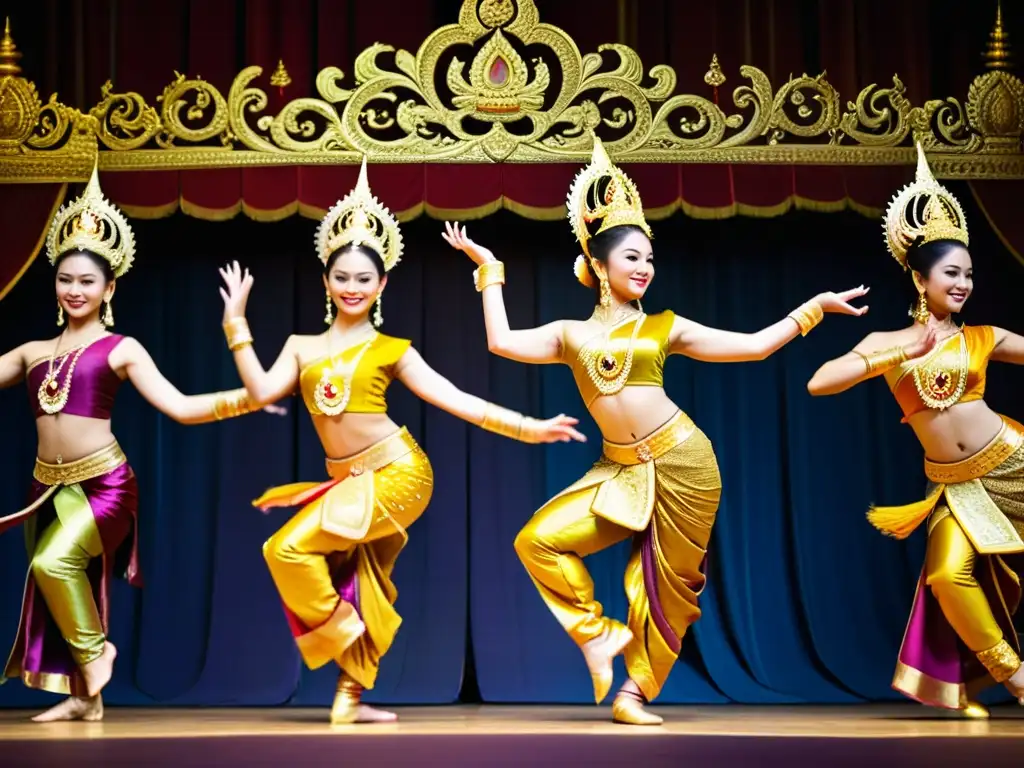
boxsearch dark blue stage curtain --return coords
[1,183,1022,707]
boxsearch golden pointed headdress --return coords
[315,157,403,271]
[46,164,136,278]
[884,143,969,269]
[567,135,651,287]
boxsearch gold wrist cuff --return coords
[976,639,1021,683]
[855,346,908,375]
[788,300,824,336]
[473,261,505,292]
[212,388,258,421]
[481,403,539,443]
[223,318,254,352]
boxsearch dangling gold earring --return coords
[372,294,383,328]
[102,299,114,327]
[599,275,611,309]
[911,290,929,324]
[56,302,64,327]
[324,291,334,325]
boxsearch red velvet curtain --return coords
[2,0,1021,300]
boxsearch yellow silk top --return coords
[299,333,411,415]
[563,310,674,407]
[883,325,994,422]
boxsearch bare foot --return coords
[612,681,663,726]
[81,641,117,698]
[581,624,632,704]
[31,695,103,723]
[353,704,398,723]
[1004,665,1024,704]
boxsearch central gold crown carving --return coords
[0,1,1022,182]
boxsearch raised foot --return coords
[1004,665,1024,706]
[612,690,663,726]
[582,624,633,705]
[81,641,117,698]
[31,695,103,723]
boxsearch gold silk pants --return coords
[257,428,433,690]
[515,411,721,702]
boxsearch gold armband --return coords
[480,403,541,444]
[473,261,505,292]
[212,388,259,421]
[976,639,1021,683]
[223,317,254,352]
[854,346,907,375]
[787,300,824,336]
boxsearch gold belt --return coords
[33,442,127,487]
[325,427,418,480]
[602,410,696,466]
[925,419,1023,485]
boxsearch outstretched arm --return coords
[669,287,871,362]
[806,327,936,396]
[442,222,564,364]
[219,261,301,403]
[394,347,585,444]
[0,344,27,390]
[110,338,283,424]
[992,327,1024,365]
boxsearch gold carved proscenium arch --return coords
[0,0,1022,182]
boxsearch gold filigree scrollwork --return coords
[157,72,231,148]
[91,80,161,151]
[967,70,1024,153]
[1,0,1024,183]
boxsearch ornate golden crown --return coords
[46,164,136,278]
[884,143,969,269]
[567,135,651,286]
[315,156,403,271]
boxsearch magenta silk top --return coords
[26,335,125,419]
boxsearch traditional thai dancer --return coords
[0,168,278,722]
[217,158,584,724]
[808,144,1024,718]
[442,136,868,724]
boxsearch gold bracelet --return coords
[223,317,254,352]
[473,261,505,292]
[976,639,1021,683]
[480,403,539,442]
[212,388,258,421]
[858,346,908,375]
[787,300,824,336]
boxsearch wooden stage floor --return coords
[2,704,1023,765]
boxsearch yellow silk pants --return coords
[515,424,721,702]
[926,513,1004,652]
[260,431,433,690]
[30,494,105,668]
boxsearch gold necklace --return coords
[911,330,968,411]
[578,310,644,397]
[313,330,378,416]
[37,335,103,415]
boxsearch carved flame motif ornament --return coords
[0,1,1022,182]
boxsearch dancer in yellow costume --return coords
[443,136,868,724]
[808,145,1024,718]
[218,158,585,724]
[0,167,278,723]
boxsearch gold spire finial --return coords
[0,18,23,76]
[270,59,292,88]
[704,54,726,88]
[983,1,1014,71]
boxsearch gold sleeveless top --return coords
[299,333,411,415]
[563,310,674,407]
[883,325,994,423]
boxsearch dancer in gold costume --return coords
[808,144,1024,718]
[0,167,279,722]
[443,136,868,724]
[218,158,585,724]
